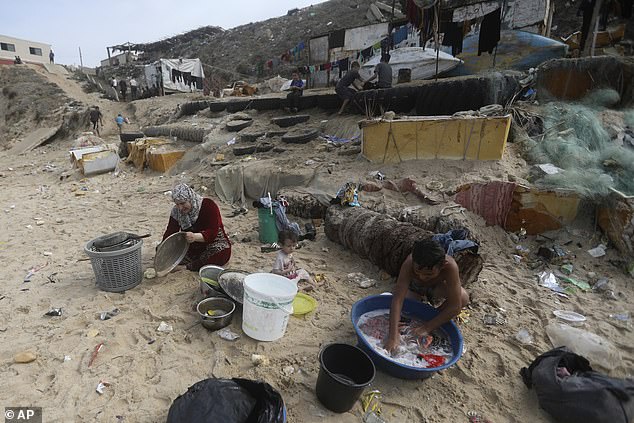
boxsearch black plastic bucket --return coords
[315,343,376,413]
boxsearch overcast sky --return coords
[1,0,327,67]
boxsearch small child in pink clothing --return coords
[272,230,314,290]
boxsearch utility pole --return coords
[582,0,603,57]
[78,47,84,72]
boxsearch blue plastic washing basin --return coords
[350,294,464,380]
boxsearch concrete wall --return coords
[0,34,51,64]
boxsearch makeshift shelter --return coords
[144,58,205,94]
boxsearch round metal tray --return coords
[154,232,189,277]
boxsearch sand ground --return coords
[0,68,632,423]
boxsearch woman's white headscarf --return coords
[170,183,203,229]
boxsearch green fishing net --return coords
[526,89,634,199]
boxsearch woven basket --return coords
[85,238,143,292]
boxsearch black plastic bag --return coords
[166,378,286,423]
[520,347,634,423]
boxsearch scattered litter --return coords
[96,381,110,395]
[557,275,591,291]
[348,272,377,288]
[63,355,72,362]
[144,268,157,279]
[26,224,33,229]
[516,328,533,344]
[44,308,63,317]
[545,323,620,369]
[537,245,568,262]
[46,273,59,284]
[99,308,120,320]
[560,264,573,275]
[148,339,156,345]
[14,351,37,364]
[425,180,444,191]
[251,354,270,366]
[282,365,295,376]
[587,244,607,258]
[538,271,567,294]
[368,170,386,181]
[157,321,173,332]
[512,255,522,264]
[609,312,630,321]
[483,314,506,325]
[364,411,387,423]
[43,251,53,256]
[592,278,611,292]
[321,247,329,253]
[217,328,240,341]
[553,310,586,324]
[515,245,530,256]
[36,220,44,226]
[361,389,382,415]
[305,159,315,165]
[88,343,104,367]
[537,163,563,175]
[456,309,471,324]
[87,328,100,338]
[226,137,236,145]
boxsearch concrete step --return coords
[43,63,69,75]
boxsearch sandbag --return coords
[166,378,286,423]
[520,347,634,423]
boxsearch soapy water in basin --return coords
[358,309,453,368]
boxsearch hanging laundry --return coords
[337,58,350,78]
[324,63,332,71]
[441,21,464,56]
[406,0,423,27]
[478,7,501,56]
[421,7,435,49]
[361,46,374,61]
[393,25,408,45]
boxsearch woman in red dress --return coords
[162,183,231,271]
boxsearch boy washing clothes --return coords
[272,230,315,291]
[384,238,470,355]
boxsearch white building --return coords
[0,34,52,64]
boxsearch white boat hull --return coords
[360,47,462,84]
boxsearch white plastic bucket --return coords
[242,273,298,341]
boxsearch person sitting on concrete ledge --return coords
[286,70,304,113]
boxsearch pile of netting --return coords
[523,89,634,199]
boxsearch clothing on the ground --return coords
[258,197,300,235]
[478,7,501,55]
[163,197,231,271]
[432,229,479,256]
[374,62,393,88]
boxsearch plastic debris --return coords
[88,343,104,367]
[226,137,236,145]
[157,321,173,332]
[347,272,377,289]
[483,314,506,325]
[14,351,37,363]
[217,328,240,341]
[44,308,63,317]
[63,355,72,362]
[560,264,574,275]
[587,244,607,258]
[99,308,120,320]
[558,275,591,291]
[609,312,630,321]
[43,251,53,256]
[96,381,110,395]
[512,255,522,264]
[251,354,270,366]
[86,328,100,338]
[144,268,157,279]
[516,328,533,344]
[515,245,530,256]
[545,323,620,370]
[456,309,471,324]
